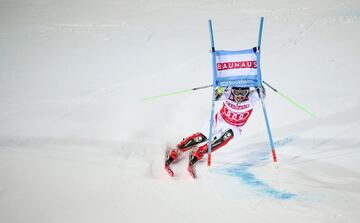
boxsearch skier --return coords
[165,85,266,178]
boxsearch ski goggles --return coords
[232,88,249,97]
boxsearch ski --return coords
[164,147,174,177]
[187,152,197,178]
[165,164,174,177]
[187,163,196,179]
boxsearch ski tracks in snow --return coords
[0,135,159,176]
[281,19,319,47]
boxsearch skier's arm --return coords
[250,85,266,101]
[258,84,266,99]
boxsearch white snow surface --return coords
[1,0,360,222]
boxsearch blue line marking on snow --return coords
[216,136,296,200]
[224,164,295,200]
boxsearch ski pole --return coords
[144,81,316,117]
[142,84,212,101]
[142,83,263,101]
[262,81,316,118]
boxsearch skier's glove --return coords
[215,87,224,100]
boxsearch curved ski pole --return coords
[142,84,212,101]
[262,81,316,118]
[143,81,315,119]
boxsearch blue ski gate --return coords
[207,17,277,166]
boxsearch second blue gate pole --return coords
[257,17,277,162]
[207,19,217,166]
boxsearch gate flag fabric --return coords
[215,48,261,88]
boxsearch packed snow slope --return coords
[1,0,360,222]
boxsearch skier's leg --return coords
[189,129,234,165]
[165,132,207,166]
[177,132,207,152]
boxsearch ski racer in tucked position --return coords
[165,85,266,178]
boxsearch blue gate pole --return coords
[257,17,278,162]
[207,19,217,166]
